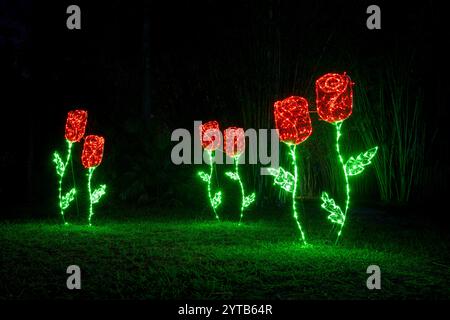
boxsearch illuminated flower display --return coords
[53,111,107,226]
[274,96,312,145]
[224,127,245,158]
[316,72,353,123]
[65,110,88,142]
[82,135,105,168]
[199,120,221,151]
[53,109,88,224]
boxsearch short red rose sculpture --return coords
[82,135,105,168]
[223,127,255,224]
[82,135,106,226]
[315,72,377,244]
[65,110,88,142]
[274,96,312,145]
[197,121,222,220]
[316,72,353,123]
[224,127,245,158]
[267,96,312,244]
[199,120,221,151]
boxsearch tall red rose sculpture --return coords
[199,120,221,151]
[223,127,255,224]
[268,96,312,244]
[65,110,88,142]
[316,72,353,123]
[197,121,222,220]
[315,72,377,244]
[52,109,88,224]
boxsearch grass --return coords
[1,207,449,300]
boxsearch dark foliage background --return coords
[1,0,449,219]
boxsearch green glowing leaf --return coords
[91,184,106,204]
[197,171,210,182]
[345,146,378,176]
[211,191,222,209]
[225,171,240,181]
[61,188,76,210]
[243,192,255,208]
[321,192,344,225]
[53,152,65,177]
[267,167,294,193]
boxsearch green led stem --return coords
[235,157,245,224]
[289,145,307,244]
[53,140,75,225]
[87,167,107,226]
[334,121,350,244]
[198,150,222,221]
[226,156,255,225]
[321,121,378,244]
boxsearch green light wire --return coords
[87,167,107,226]
[289,144,307,245]
[234,156,245,224]
[207,150,221,221]
[334,121,350,244]
[87,167,95,226]
[55,140,74,225]
[224,155,255,223]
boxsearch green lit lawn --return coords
[1,211,449,299]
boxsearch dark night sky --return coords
[0,0,449,215]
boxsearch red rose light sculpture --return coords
[223,127,255,224]
[224,127,245,158]
[267,96,313,244]
[82,135,105,168]
[200,120,221,151]
[82,135,106,226]
[315,72,378,244]
[65,110,88,142]
[52,109,88,224]
[274,96,312,145]
[316,72,353,123]
[197,121,222,220]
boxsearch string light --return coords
[65,110,88,142]
[269,96,312,244]
[316,72,353,123]
[198,121,222,220]
[199,120,221,151]
[52,109,88,224]
[274,96,312,145]
[82,135,106,226]
[266,167,295,193]
[316,73,377,244]
[223,127,245,158]
[81,135,105,169]
[224,127,255,224]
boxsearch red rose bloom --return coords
[65,110,88,142]
[316,72,354,123]
[224,127,245,158]
[199,121,221,151]
[274,96,312,145]
[81,135,105,168]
